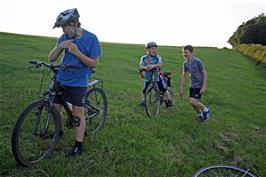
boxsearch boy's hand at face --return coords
[68,42,80,56]
[58,40,73,49]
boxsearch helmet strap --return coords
[71,22,78,39]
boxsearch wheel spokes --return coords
[85,88,107,133]
[145,86,160,117]
[16,103,57,164]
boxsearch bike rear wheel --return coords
[12,100,61,167]
[84,87,108,134]
[145,84,160,118]
[192,165,258,177]
[166,87,174,102]
[161,87,174,107]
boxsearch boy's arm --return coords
[48,46,64,62]
[48,40,73,62]
[139,57,149,71]
[197,59,207,94]
[200,69,208,94]
[139,65,149,71]
[179,69,188,97]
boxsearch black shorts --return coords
[189,87,202,99]
[53,83,87,107]
[143,79,167,94]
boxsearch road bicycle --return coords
[192,164,259,177]
[11,60,107,167]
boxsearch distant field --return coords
[0,32,265,177]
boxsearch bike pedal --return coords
[39,131,51,140]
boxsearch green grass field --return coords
[0,32,265,177]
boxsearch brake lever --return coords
[29,60,43,69]
[32,63,43,69]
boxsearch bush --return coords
[236,44,266,64]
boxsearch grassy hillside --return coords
[0,32,265,177]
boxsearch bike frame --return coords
[29,60,106,131]
[36,68,74,132]
[85,79,104,119]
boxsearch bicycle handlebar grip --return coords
[29,60,38,65]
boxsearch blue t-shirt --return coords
[56,30,102,87]
[139,55,163,81]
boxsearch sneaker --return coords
[202,108,211,121]
[70,146,82,157]
[195,113,203,121]
[58,130,64,136]
[139,100,146,107]
[196,113,202,118]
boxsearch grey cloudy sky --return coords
[1,0,265,47]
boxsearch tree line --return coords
[228,13,266,64]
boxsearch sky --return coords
[0,0,265,48]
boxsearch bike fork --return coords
[32,106,43,135]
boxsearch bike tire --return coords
[145,84,160,118]
[192,164,259,177]
[166,87,174,101]
[84,87,108,133]
[11,100,61,167]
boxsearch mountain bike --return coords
[144,67,173,118]
[192,164,259,177]
[11,60,107,167]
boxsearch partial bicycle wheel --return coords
[192,164,259,177]
[12,100,61,167]
[145,84,160,118]
[84,87,108,134]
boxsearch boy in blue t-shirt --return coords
[48,8,102,156]
[139,42,172,107]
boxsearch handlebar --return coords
[151,66,159,70]
[149,66,159,72]
[140,65,159,72]
[29,60,80,71]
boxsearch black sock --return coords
[74,141,82,149]
[59,130,64,136]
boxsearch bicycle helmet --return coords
[145,41,158,49]
[53,8,80,29]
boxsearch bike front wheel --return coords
[11,100,61,167]
[166,87,174,103]
[84,87,108,134]
[192,164,258,177]
[145,84,160,118]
